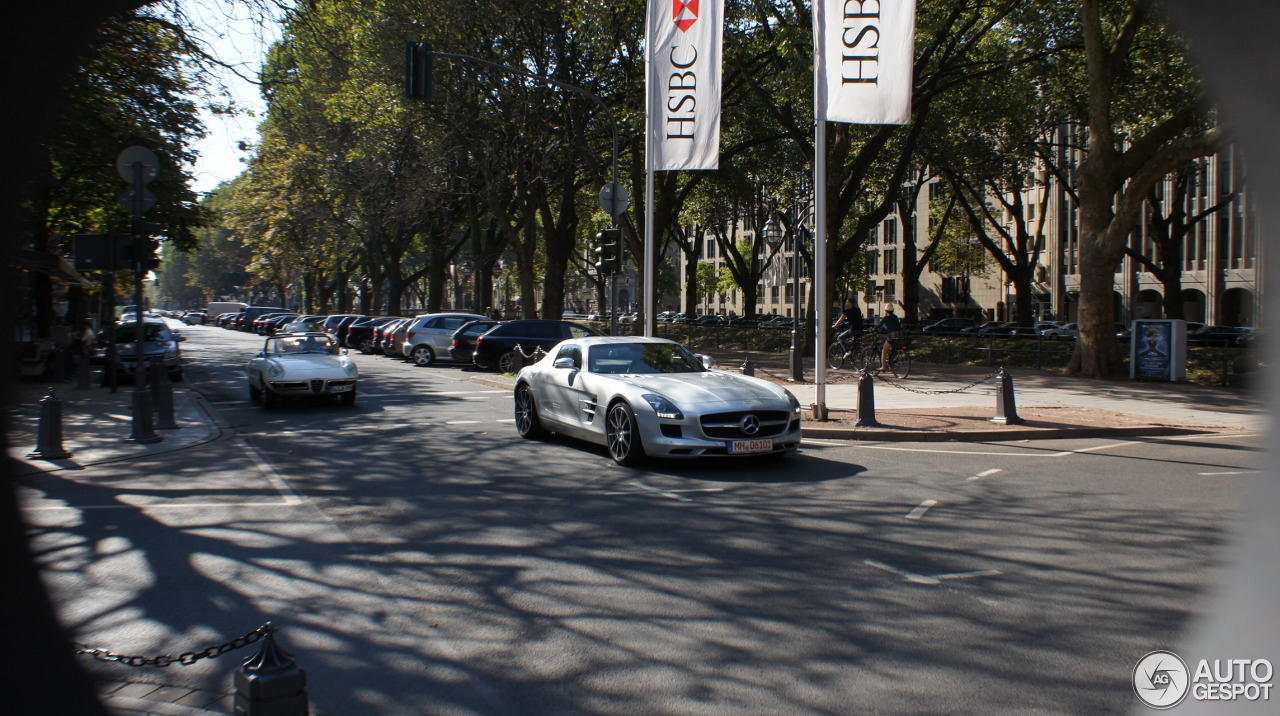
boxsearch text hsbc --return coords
[665,46,698,140]
[842,0,881,85]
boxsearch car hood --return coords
[116,340,175,356]
[264,354,356,376]
[613,371,786,407]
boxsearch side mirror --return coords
[175,335,187,342]
[698,354,716,370]
[553,357,577,370]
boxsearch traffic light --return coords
[132,220,163,273]
[404,41,433,101]
[592,231,608,273]
[601,227,622,273]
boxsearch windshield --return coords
[588,343,705,374]
[113,324,172,343]
[271,335,338,355]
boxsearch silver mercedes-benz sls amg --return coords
[513,336,802,465]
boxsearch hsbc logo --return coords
[673,0,699,32]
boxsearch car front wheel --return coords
[340,389,356,406]
[411,344,435,367]
[606,401,646,466]
[496,350,518,374]
[514,384,547,439]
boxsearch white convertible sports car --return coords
[246,332,359,408]
[513,336,802,465]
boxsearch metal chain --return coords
[874,368,1001,395]
[513,344,546,361]
[750,363,860,385]
[73,623,274,668]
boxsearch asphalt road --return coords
[23,323,1264,714]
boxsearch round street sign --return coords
[120,187,158,215]
[116,146,160,184]
[598,182,630,217]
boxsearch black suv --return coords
[472,319,602,372]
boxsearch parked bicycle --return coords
[827,327,912,378]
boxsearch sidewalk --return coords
[6,378,223,477]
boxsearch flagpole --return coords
[813,118,828,419]
[644,132,656,338]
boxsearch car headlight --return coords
[786,391,802,414]
[342,361,358,376]
[642,393,684,420]
[268,364,284,378]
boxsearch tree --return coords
[1069,0,1226,377]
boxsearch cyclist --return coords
[879,305,904,370]
[831,296,864,357]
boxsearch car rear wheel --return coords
[606,401,646,466]
[411,344,435,367]
[514,384,547,439]
[496,350,518,374]
[358,338,373,354]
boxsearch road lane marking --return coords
[445,420,480,425]
[802,439,848,446]
[966,468,1002,482]
[1198,470,1258,476]
[864,559,1002,585]
[241,438,301,505]
[1048,440,1144,457]
[601,481,726,502]
[905,499,938,520]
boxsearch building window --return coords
[883,249,898,275]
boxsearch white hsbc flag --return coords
[814,0,916,124]
[646,0,722,170]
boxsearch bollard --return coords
[234,624,309,716]
[991,367,1025,425]
[508,345,526,373]
[76,353,92,390]
[150,363,179,429]
[853,370,880,427]
[27,389,73,460]
[740,360,755,377]
[127,362,162,444]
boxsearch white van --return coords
[207,302,249,322]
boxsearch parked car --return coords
[965,321,1015,335]
[239,306,286,331]
[448,319,501,363]
[922,317,978,334]
[402,312,488,366]
[513,336,803,465]
[372,318,411,355]
[346,316,400,354]
[279,315,328,334]
[472,319,603,372]
[1188,325,1249,346]
[245,332,358,408]
[182,311,208,325]
[110,318,185,382]
[1040,322,1079,340]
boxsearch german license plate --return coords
[729,439,773,454]
[331,384,352,393]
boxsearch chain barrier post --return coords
[853,371,879,427]
[991,367,1024,424]
[740,359,755,377]
[234,624,309,716]
[151,362,179,429]
[508,344,526,373]
[28,388,73,460]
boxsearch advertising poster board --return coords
[1130,319,1188,381]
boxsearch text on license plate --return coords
[330,384,352,393]
[729,439,773,454]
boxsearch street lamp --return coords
[460,261,473,310]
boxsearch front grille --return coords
[310,379,324,393]
[700,410,790,439]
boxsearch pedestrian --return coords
[879,306,904,370]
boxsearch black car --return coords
[472,319,603,372]
[447,319,500,363]
[347,316,400,353]
[1188,325,1248,346]
[921,317,978,334]
[320,314,368,343]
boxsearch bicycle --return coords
[827,328,912,379]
